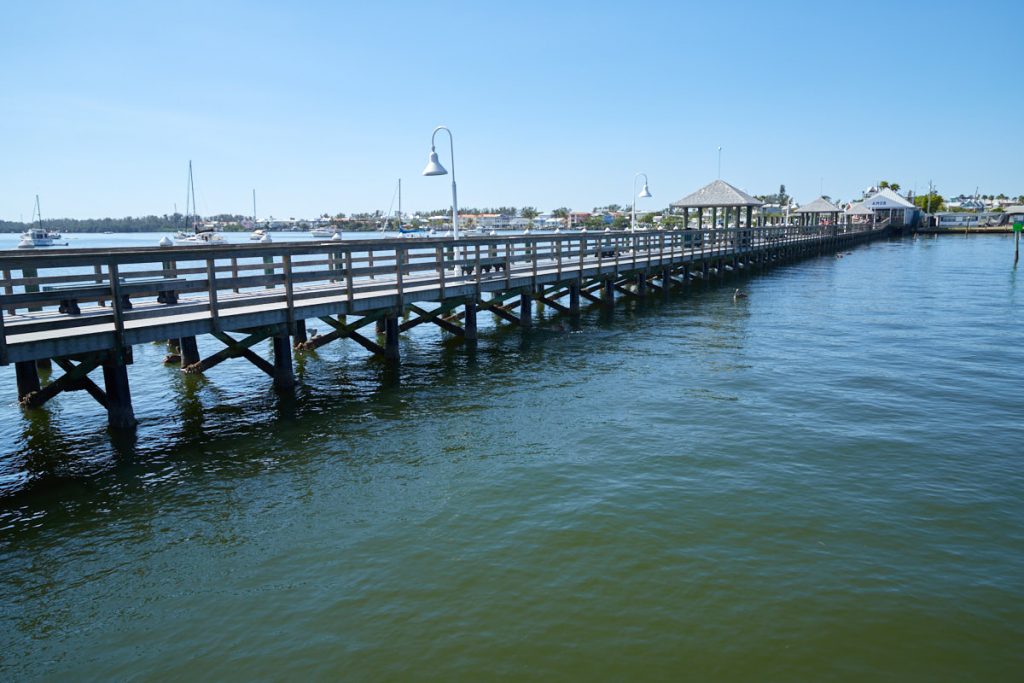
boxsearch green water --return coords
[1,235,1022,681]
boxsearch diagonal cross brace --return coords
[298,311,389,352]
[182,328,276,376]
[403,303,465,336]
[23,353,105,408]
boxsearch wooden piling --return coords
[15,361,40,402]
[293,319,308,346]
[101,353,137,430]
[569,281,581,317]
[271,333,296,390]
[520,292,533,328]
[602,278,614,304]
[464,301,478,341]
[179,336,200,367]
[384,315,400,360]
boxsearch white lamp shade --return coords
[638,183,652,198]
[422,150,447,176]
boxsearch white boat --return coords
[18,196,64,247]
[176,231,225,246]
[310,227,335,239]
[18,228,54,248]
[174,161,225,246]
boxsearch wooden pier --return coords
[0,223,887,429]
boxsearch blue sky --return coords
[2,0,1022,220]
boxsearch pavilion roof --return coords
[845,203,874,215]
[670,179,763,208]
[795,197,842,214]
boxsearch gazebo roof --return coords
[671,179,763,208]
[845,203,874,215]
[795,197,842,214]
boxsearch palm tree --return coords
[520,206,540,229]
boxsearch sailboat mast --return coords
[253,189,257,226]
[189,161,198,234]
[397,178,402,231]
[34,195,42,230]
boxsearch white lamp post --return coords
[422,125,459,240]
[631,173,652,231]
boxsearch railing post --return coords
[0,307,7,366]
[206,257,219,330]
[395,246,405,308]
[344,251,354,305]
[283,254,295,332]
[436,246,446,299]
[3,269,13,315]
[108,262,127,353]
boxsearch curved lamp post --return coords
[631,173,652,231]
[422,125,459,240]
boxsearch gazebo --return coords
[794,197,842,226]
[670,179,763,230]
[844,203,875,226]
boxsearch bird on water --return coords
[733,288,748,301]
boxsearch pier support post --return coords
[272,333,296,390]
[293,319,308,347]
[464,301,478,341]
[384,315,400,360]
[602,278,614,305]
[636,272,647,295]
[15,361,40,401]
[519,292,533,328]
[569,281,581,318]
[101,354,137,430]
[179,336,200,368]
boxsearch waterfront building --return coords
[862,187,919,227]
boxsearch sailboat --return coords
[249,189,266,240]
[18,196,62,248]
[384,179,420,236]
[175,161,224,246]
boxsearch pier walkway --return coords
[0,223,887,428]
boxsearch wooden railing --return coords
[0,223,881,361]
